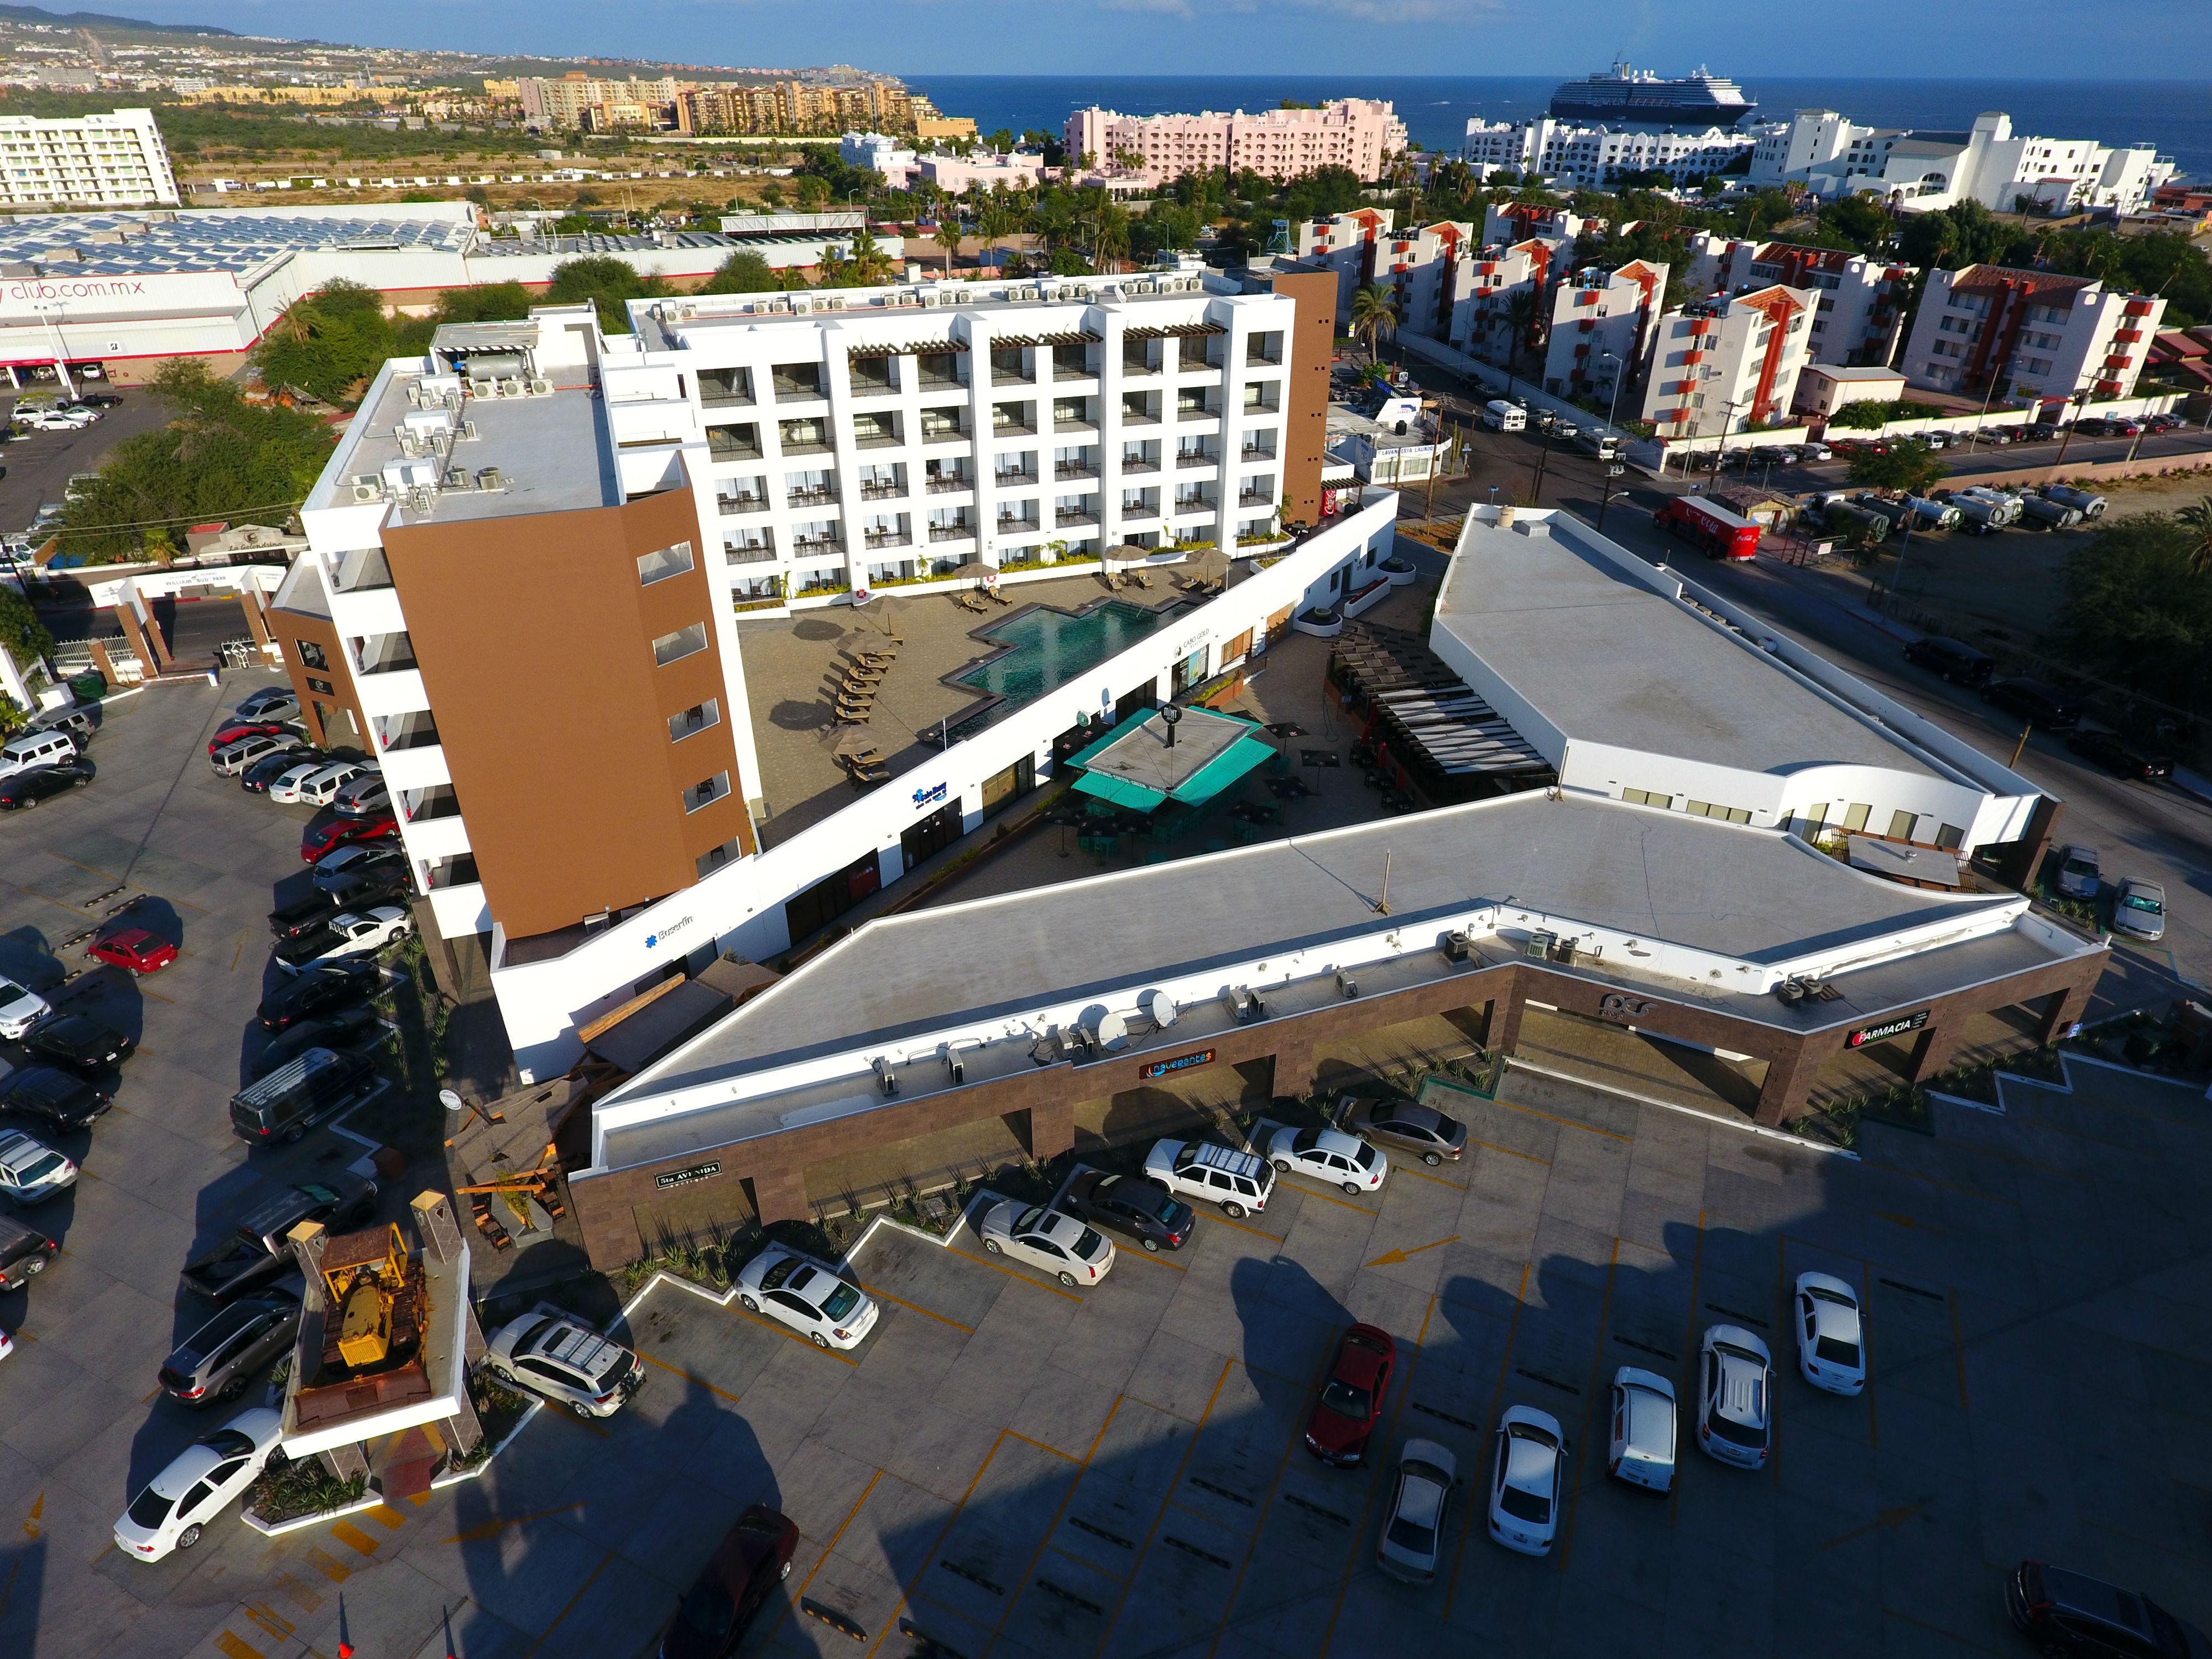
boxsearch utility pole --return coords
[2009,722,2033,768]
[1529,414,1560,505]
[1596,461,1626,531]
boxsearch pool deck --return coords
[735,570,1196,849]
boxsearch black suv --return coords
[1984,677,2081,731]
[0,1221,56,1289]
[20,1012,134,1071]
[2007,1561,2212,1657]
[159,1293,301,1406]
[257,959,379,1031]
[1902,635,1996,687]
[1,1066,109,1130]
[1062,1171,1193,1254]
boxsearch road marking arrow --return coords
[1367,1235,1460,1267]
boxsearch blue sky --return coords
[117,0,2212,77]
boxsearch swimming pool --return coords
[954,598,1193,711]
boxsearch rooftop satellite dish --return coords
[439,1088,464,1112]
[1141,988,1178,1028]
[1094,1009,1131,1052]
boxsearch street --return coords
[1385,358,2212,1008]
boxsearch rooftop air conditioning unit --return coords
[1335,970,1359,1000]
[477,467,504,490]
[461,421,479,440]
[529,378,552,395]
[350,482,383,504]
[442,468,470,489]
[1525,930,1556,961]
[1442,930,1470,963]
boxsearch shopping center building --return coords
[560,504,2101,1269]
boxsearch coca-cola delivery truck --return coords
[1653,495,1761,561]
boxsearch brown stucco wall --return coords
[568,939,2105,1269]
[269,603,364,749]
[1248,267,1338,526]
[381,483,752,943]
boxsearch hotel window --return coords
[652,622,708,667]
[1887,810,1918,841]
[1841,802,1873,832]
[669,699,720,742]
[685,771,731,813]
[695,835,744,878]
[636,540,695,586]
[1620,787,1671,807]
[1797,802,1828,837]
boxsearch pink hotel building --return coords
[1065,98,1407,186]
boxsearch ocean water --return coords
[906,76,2212,182]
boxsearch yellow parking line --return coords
[1279,1179,1375,1214]
[1095,1361,1233,1650]
[1556,1239,1621,1571]
[1205,1211,1286,1245]
[865,1432,1012,1658]
[1474,1137,1551,1165]
[946,1243,1086,1302]
[1446,1259,1530,1616]
[640,1349,747,1403]
[328,1520,379,1557]
[519,1547,613,1658]
[1493,1097,1634,1143]
[1394,1162,1467,1189]
[859,1283,974,1332]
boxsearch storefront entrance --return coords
[1171,646,1210,697]
[979,754,1035,817]
[900,795,964,868]
[784,848,883,944]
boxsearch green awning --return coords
[1074,771,1167,810]
[1068,706,1276,812]
[1170,733,1275,805]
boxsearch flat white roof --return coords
[1436,515,1939,779]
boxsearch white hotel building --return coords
[1463,116,1762,189]
[276,262,1384,1081]
[1750,109,2174,214]
[0,108,178,208]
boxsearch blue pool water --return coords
[955,599,1192,711]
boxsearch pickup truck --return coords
[273,906,412,974]
[178,1173,378,1302]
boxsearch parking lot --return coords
[0,668,427,1656]
[5,668,2212,1659]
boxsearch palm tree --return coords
[1501,289,1539,369]
[1094,205,1131,274]
[2180,496,2212,577]
[933,213,961,275]
[1349,283,1396,364]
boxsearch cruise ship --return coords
[1547,61,1759,129]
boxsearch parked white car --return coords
[483,1306,645,1417]
[1697,1325,1773,1469]
[268,760,335,804]
[1486,1405,1567,1556]
[1606,1366,1677,1494]
[1792,1272,1867,1395]
[290,761,367,807]
[0,1128,77,1204]
[112,1407,284,1561]
[1265,1125,1387,1196]
[277,906,413,974]
[978,1200,1115,1288]
[1375,1438,1458,1584]
[733,1245,881,1349]
[1144,1138,1274,1218]
[0,974,51,1039]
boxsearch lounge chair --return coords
[957,591,992,614]
[987,586,1014,606]
[835,695,875,718]
[1126,570,1151,589]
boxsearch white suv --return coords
[484,1306,645,1417]
[1697,1325,1772,1469]
[1145,1139,1274,1218]
[0,975,51,1039]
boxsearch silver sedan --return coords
[978,1201,1115,1287]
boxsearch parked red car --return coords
[1303,1323,1397,1466]
[659,1505,800,1659]
[301,812,397,863]
[86,927,178,975]
[206,722,292,756]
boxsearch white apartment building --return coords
[1902,265,2166,402]
[0,108,178,207]
[1751,109,2174,214]
[1684,231,1914,368]
[1446,241,1554,365]
[1482,202,1589,251]
[1377,220,1475,341]
[1543,260,1667,401]
[281,272,1398,1081]
[839,131,916,180]
[1292,206,1391,320]
[1463,116,1761,189]
[1641,284,1816,437]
